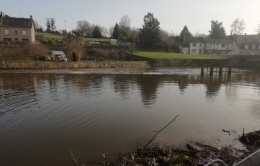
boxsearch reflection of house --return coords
[0,12,35,43]
[190,38,239,55]
[52,51,67,61]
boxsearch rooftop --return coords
[0,15,34,28]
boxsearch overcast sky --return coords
[2,0,260,35]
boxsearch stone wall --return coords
[0,61,150,69]
[150,59,230,67]
[0,59,232,69]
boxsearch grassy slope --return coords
[36,32,63,39]
[35,32,110,42]
[134,51,227,60]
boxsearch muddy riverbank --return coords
[94,130,260,166]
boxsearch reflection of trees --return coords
[112,75,134,98]
[177,75,188,93]
[136,75,160,106]
[0,73,39,114]
[68,74,102,89]
[1,71,260,111]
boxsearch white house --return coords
[204,39,238,55]
[235,35,260,55]
[189,38,239,55]
[189,37,205,54]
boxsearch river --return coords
[0,68,260,165]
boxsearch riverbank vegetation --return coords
[93,129,260,165]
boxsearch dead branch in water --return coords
[70,150,81,166]
[144,114,179,149]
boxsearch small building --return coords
[0,12,35,43]
[110,39,117,45]
[180,47,189,54]
[51,51,66,61]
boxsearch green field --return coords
[82,38,110,42]
[36,32,63,39]
[134,51,227,59]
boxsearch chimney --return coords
[30,15,32,19]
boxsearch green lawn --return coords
[82,38,110,42]
[134,51,227,60]
[36,32,63,39]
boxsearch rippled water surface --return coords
[0,68,260,165]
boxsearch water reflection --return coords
[136,75,160,106]
[1,72,260,110]
[0,74,39,115]
[251,101,260,120]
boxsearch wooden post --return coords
[219,67,223,76]
[228,66,232,76]
[210,66,214,76]
[201,66,204,76]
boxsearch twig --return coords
[70,150,80,166]
[144,114,179,149]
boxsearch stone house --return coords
[0,12,35,43]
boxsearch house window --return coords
[192,49,196,53]
[22,39,29,43]
[245,45,249,49]
[14,30,18,35]
[252,45,256,49]
[3,38,12,42]
[4,29,9,35]
[192,43,196,46]
[222,44,225,47]
[22,30,27,36]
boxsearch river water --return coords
[0,68,260,165]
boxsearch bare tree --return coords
[119,15,131,28]
[231,18,246,35]
[64,35,85,61]
[46,18,51,32]
[128,28,139,43]
[23,43,50,62]
[76,20,91,37]
[0,44,20,65]
[119,15,131,40]
[45,18,56,32]
[100,26,108,37]
[50,18,56,32]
